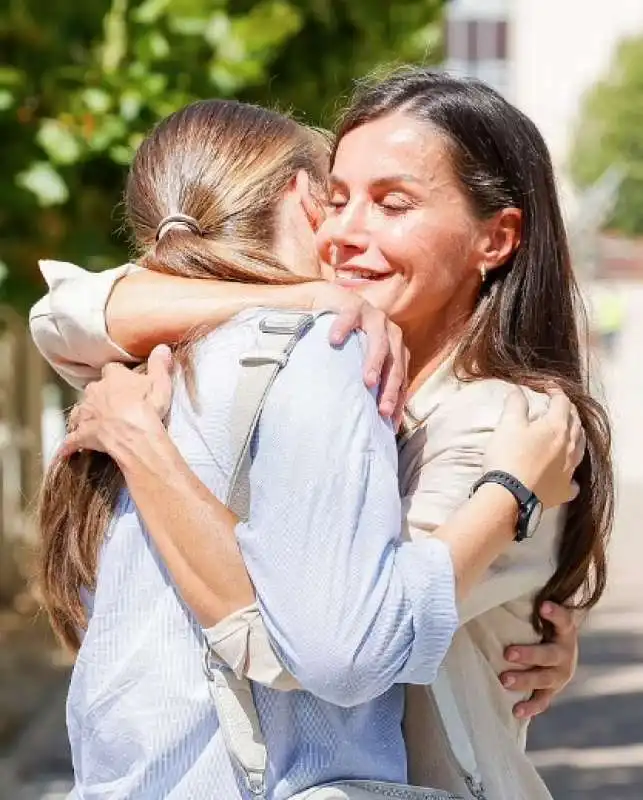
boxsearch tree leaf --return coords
[16,162,69,207]
[0,90,14,111]
[36,119,83,165]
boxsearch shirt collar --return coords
[398,352,459,445]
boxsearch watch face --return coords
[525,499,544,538]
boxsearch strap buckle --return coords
[202,643,224,682]
[246,771,266,797]
[259,312,314,336]
[240,350,289,368]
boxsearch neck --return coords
[401,293,477,397]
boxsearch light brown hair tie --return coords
[155,213,202,242]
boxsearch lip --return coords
[332,266,394,285]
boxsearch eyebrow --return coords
[329,173,423,189]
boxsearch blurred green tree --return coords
[0,0,444,312]
[569,35,643,237]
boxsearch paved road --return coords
[7,283,643,800]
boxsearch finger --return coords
[570,428,587,471]
[504,643,561,668]
[329,307,359,346]
[59,431,85,458]
[540,601,576,637]
[377,355,396,417]
[501,666,559,693]
[568,413,584,467]
[513,689,554,719]
[544,389,572,425]
[148,344,173,377]
[68,405,81,432]
[361,311,389,388]
[101,361,128,379]
[566,479,580,501]
[147,345,174,414]
[377,323,405,418]
[498,388,529,428]
[392,351,410,432]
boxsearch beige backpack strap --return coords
[226,311,317,519]
[431,669,486,799]
[204,310,317,799]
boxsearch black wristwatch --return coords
[470,470,543,542]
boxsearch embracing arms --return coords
[30,260,405,417]
[32,262,581,713]
[61,316,580,706]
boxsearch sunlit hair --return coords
[38,100,330,650]
[336,67,613,635]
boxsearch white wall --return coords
[510,0,643,172]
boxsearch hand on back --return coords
[484,388,585,508]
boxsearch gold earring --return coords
[480,264,487,283]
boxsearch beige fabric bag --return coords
[203,311,475,800]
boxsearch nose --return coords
[318,201,370,264]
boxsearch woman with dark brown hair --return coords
[32,71,609,800]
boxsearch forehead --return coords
[332,111,451,184]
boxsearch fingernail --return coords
[380,401,394,417]
[507,649,520,662]
[541,602,553,616]
[502,675,515,688]
[514,707,525,718]
[366,369,378,385]
[330,332,343,345]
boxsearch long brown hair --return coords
[335,68,614,636]
[39,100,329,650]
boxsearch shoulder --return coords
[415,375,551,459]
[448,376,550,428]
[184,309,376,434]
[264,312,376,436]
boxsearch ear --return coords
[293,169,325,232]
[478,207,522,273]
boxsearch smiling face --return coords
[317,111,502,339]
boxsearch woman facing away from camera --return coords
[31,71,612,800]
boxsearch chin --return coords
[354,284,401,317]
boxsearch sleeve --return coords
[203,604,300,691]
[233,316,458,707]
[29,259,140,389]
[401,382,563,627]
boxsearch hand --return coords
[500,602,579,719]
[61,345,173,458]
[484,388,585,508]
[310,283,408,426]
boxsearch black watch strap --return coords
[471,470,532,505]
[470,470,540,542]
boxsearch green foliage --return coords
[569,35,643,236]
[0,0,445,312]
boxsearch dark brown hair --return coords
[335,68,613,635]
[39,100,329,650]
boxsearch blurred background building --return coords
[0,1,642,798]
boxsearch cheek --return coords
[393,222,473,291]
[315,217,335,261]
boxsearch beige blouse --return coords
[30,259,560,799]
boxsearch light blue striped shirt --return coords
[67,310,458,799]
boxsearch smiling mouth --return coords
[333,268,392,283]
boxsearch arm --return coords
[68,323,533,706]
[29,260,405,416]
[29,259,311,388]
[29,261,138,389]
[64,324,578,706]
[104,323,463,705]
[402,381,563,626]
